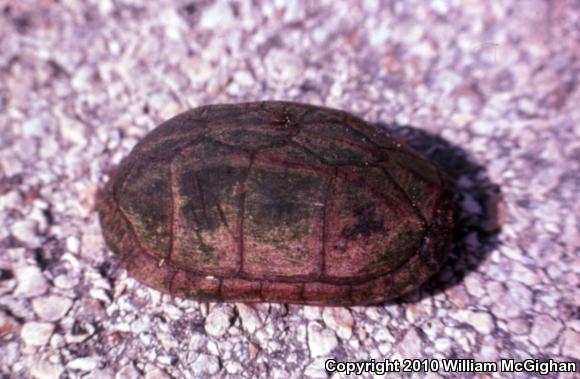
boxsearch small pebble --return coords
[32,295,73,321]
[21,322,54,346]
[307,322,338,358]
[236,303,261,334]
[191,354,220,375]
[205,306,233,337]
[67,356,101,371]
[14,266,48,298]
[322,307,354,339]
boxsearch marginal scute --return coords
[261,282,304,303]
[221,278,261,301]
[98,101,456,305]
[350,276,389,304]
[303,282,352,305]
[171,271,221,301]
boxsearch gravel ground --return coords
[1,0,579,378]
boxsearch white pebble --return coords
[21,322,54,346]
[14,266,48,297]
[32,295,73,321]
[307,321,338,357]
[205,306,232,337]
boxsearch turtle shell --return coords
[98,102,455,305]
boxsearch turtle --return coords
[97,101,455,306]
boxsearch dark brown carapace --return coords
[98,102,455,305]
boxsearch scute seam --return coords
[320,167,337,278]
[237,153,255,274]
[168,157,177,264]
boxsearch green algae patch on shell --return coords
[98,101,455,305]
